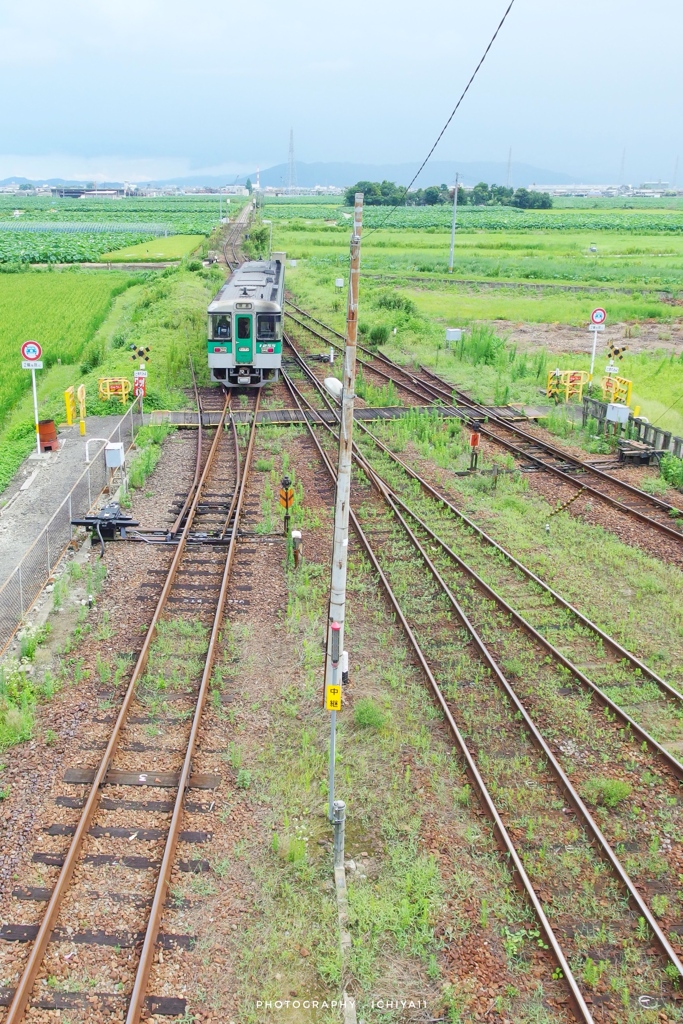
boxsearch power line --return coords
[364,0,517,233]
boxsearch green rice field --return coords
[0,270,134,424]
[99,234,204,262]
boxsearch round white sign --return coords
[21,340,42,360]
[591,308,607,326]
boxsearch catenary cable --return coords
[363,0,517,235]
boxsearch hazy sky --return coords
[0,0,681,183]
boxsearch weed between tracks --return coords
[138,618,208,711]
[218,524,575,1022]
[329,435,682,1018]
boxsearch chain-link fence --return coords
[0,397,143,655]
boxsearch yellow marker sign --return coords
[326,684,342,712]
[64,386,76,426]
[279,487,294,510]
[77,384,86,436]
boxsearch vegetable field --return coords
[0,231,150,264]
[0,195,243,235]
[263,198,683,233]
[0,271,132,423]
[268,197,683,322]
[0,195,247,263]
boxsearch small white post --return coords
[589,326,598,387]
[31,367,40,454]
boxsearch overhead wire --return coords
[363,0,518,236]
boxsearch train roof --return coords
[208,258,284,312]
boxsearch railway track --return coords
[282,335,683,1020]
[2,391,260,1023]
[285,300,683,547]
[222,203,251,271]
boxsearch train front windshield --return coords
[212,315,231,339]
[257,314,281,340]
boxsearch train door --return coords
[235,315,253,363]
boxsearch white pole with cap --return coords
[324,192,363,822]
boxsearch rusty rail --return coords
[286,299,683,543]
[5,397,234,1024]
[125,391,260,1023]
[283,339,683,996]
[280,366,595,1022]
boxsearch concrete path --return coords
[0,417,123,586]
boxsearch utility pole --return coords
[506,146,512,189]
[288,128,296,191]
[325,192,363,822]
[448,173,459,274]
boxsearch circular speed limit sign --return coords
[21,340,42,361]
[591,308,607,326]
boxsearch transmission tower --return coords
[288,129,297,191]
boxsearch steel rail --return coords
[126,390,260,1023]
[170,356,205,537]
[222,202,251,271]
[284,336,683,978]
[289,355,683,982]
[349,416,683,707]
[280,366,593,1022]
[369,472,683,981]
[417,364,683,536]
[284,309,429,405]
[370,468,683,776]
[287,329,683,764]
[5,398,232,1024]
[286,299,683,542]
[286,300,427,395]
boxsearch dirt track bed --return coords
[0,418,591,1023]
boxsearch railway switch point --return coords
[71,502,139,556]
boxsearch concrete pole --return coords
[325,192,363,819]
[448,173,459,274]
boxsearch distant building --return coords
[529,183,683,199]
[50,186,125,198]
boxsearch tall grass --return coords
[128,424,175,489]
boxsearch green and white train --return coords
[207,253,285,387]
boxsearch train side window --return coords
[257,314,281,340]
[213,315,231,339]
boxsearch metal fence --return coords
[583,397,683,456]
[0,397,143,656]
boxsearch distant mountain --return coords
[0,161,581,191]
[229,161,580,189]
[0,177,125,187]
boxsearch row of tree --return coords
[344,181,552,209]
